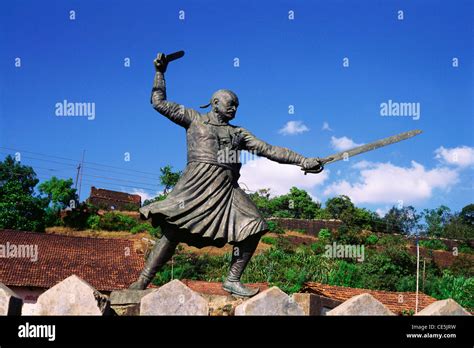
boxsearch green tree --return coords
[0,155,47,231]
[160,165,182,194]
[422,205,451,237]
[38,177,78,227]
[269,187,321,219]
[384,205,421,234]
[143,165,182,205]
[325,195,354,220]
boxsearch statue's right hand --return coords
[154,53,168,73]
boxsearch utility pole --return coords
[78,150,85,200]
[415,237,420,314]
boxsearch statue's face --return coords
[213,93,239,121]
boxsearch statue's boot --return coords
[129,235,178,290]
[223,234,261,297]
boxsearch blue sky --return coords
[1,0,473,215]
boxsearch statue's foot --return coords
[129,278,150,290]
[223,280,259,297]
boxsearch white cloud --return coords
[239,157,329,196]
[131,189,160,203]
[330,136,364,151]
[278,121,309,135]
[435,146,474,167]
[322,121,333,131]
[323,161,459,204]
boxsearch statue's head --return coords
[209,89,239,121]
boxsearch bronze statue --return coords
[129,51,324,297]
[129,51,422,297]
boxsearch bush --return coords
[419,239,448,251]
[63,203,98,230]
[130,223,161,237]
[86,215,100,230]
[318,228,331,241]
[267,220,284,234]
[365,234,379,245]
[98,212,138,231]
[261,236,277,245]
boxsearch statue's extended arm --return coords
[240,129,304,165]
[239,128,323,170]
[151,55,194,128]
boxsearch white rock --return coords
[0,283,22,315]
[35,275,109,315]
[326,293,395,316]
[415,299,471,316]
[234,287,304,316]
[140,279,209,315]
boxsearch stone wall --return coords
[269,218,342,236]
[0,276,471,316]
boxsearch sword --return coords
[303,129,422,174]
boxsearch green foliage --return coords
[443,214,474,240]
[160,165,182,194]
[419,239,449,251]
[38,176,78,227]
[0,156,47,232]
[427,271,474,310]
[383,205,422,234]
[365,234,379,245]
[266,220,284,234]
[261,236,277,245]
[63,203,98,229]
[86,215,100,230]
[130,223,161,237]
[249,187,322,219]
[459,204,474,225]
[325,195,354,219]
[98,212,138,231]
[318,228,331,241]
[422,205,451,237]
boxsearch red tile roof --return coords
[0,229,144,291]
[90,187,141,204]
[303,282,437,315]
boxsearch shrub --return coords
[86,215,100,230]
[63,203,98,230]
[261,236,277,245]
[318,228,331,241]
[365,234,379,245]
[419,239,448,251]
[98,212,138,231]
[130,223,161,237]
[267,220,284,234]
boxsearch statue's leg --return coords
[223,233,262,297]
[129,232,178,290]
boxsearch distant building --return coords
[87,186,141,211]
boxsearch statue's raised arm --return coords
[150,52,195,128]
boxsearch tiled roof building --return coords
[302,282,437,315]
[0,229,144,292]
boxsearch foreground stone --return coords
[35,275,110,315]
[140,279,209,315]
[327,293,395,316]
[110,289,154,316]
[415,299,471,316]
[234,287,304,316]
[0,283,23,315]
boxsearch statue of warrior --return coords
[129,52,324,297]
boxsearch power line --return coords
[0,147,163,177]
